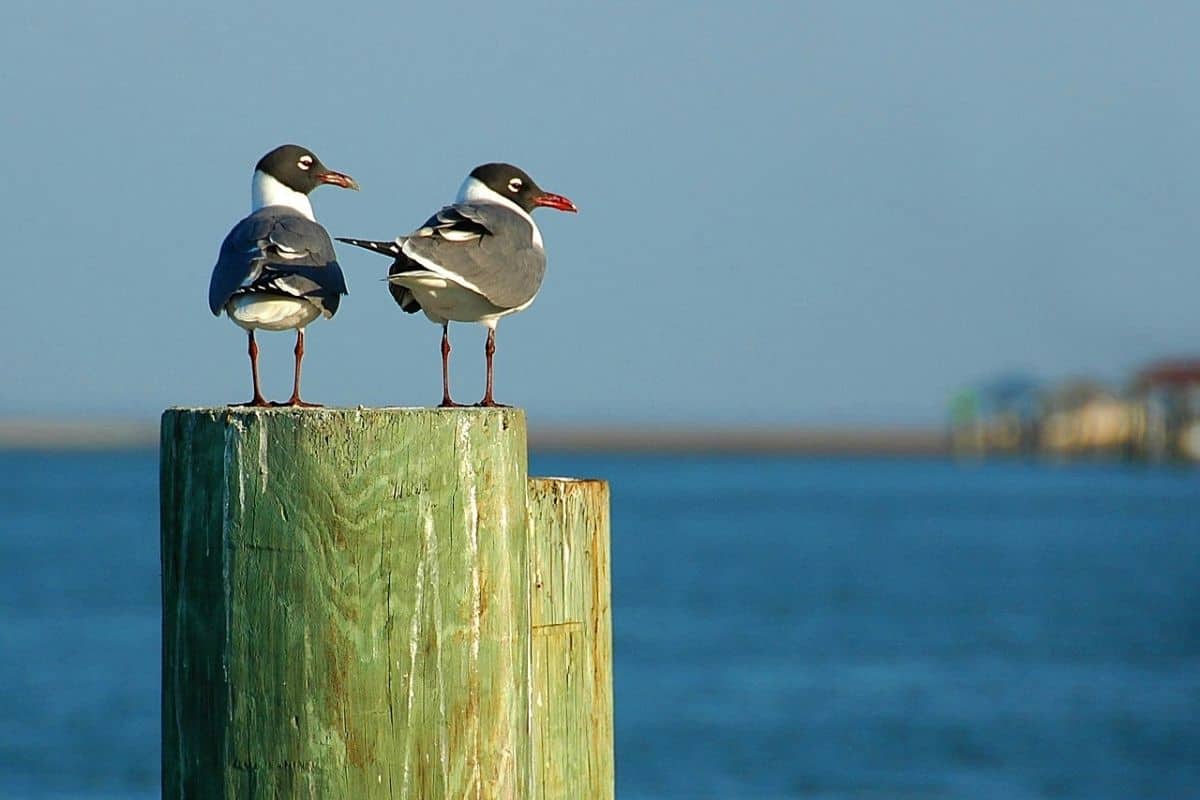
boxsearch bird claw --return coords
[274,398,323,408]
[231,397,271,408]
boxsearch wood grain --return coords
[161,407,530,799]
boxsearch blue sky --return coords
[2,2,1197,424]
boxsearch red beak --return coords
[533,191,577,213]
[318,170,360,191]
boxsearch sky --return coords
[1,1,1198,425]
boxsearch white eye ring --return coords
[298,155,313,170]
[508,177,523,192]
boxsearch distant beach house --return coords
[948,374,1044,457]
[1039,380,1139,459]
[1132,359,1200,462]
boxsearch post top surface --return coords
[161,405,528,441]
[165,406,524,415]
[163,406,526,424]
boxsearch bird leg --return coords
[438,323,463,408]
[232,330,270,407]
[477,328,509,407]
[280,328,322,408]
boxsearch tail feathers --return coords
[335,237,403,257]
[336,236,422,314]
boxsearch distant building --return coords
[1039,380,1139,459]
[949,375,1043,457]
[1132,359,1200,462]
[950,359,1200,465]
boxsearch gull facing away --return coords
[337,163,576,407]
[208,145,358,407]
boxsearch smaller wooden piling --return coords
[527,478,614,800]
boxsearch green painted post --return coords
[527,478,614,800]
[160,407,531,799]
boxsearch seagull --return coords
[337,163,576,407]
[209,144,358,407]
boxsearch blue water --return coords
[1,452,1198,799]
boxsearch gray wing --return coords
[399,203,546,310]
[208,207,349,317]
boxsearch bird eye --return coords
[508,177,523,192]
[298,155,314,170]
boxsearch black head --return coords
[255,144,359,194]
[469,163,577,214]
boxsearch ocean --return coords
[1,451,1197,799]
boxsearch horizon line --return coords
[0,415,947,456]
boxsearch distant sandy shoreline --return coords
[0,417,948,456]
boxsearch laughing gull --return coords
[337,163,576,407]
[209,144,358,407]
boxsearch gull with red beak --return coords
[209,144,358,406]
[338,163,576,407]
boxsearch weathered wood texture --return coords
[527,478,614,800]
[161,407,531,799]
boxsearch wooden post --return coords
[160,407,532,798]
[527,478,614,800]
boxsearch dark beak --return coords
[533,191,577,213]
[318,170,360,191]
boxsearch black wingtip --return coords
[388,284,422,314]
[335,237,402,257]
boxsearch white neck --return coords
[252,170,314,220]
[456,176,542,248]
